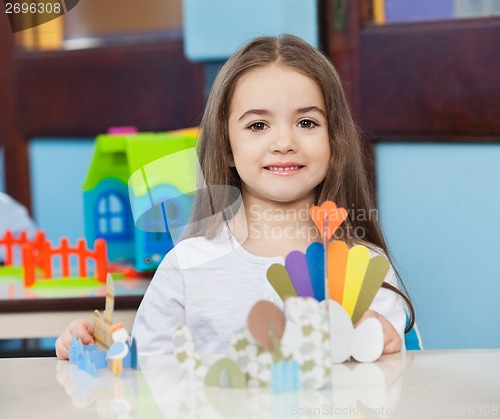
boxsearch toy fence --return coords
[22,236,108,287]
[0,230,46,266]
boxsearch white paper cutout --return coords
[227,328,272,387]
[173,325,208,378]
[284,297,331,389]
[329,300,384,363]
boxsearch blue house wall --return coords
[84,179,135,262]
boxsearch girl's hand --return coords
[354,310,402,354]
[55,319,95,360]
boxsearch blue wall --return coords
[183,0,318,61]
[376,143,500,349]
[29,139,95,246]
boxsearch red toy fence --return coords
[0,230,45,266]
[22,237,108,287]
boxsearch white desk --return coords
[0,277,150,339]
[1,350,499,418]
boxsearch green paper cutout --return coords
[266,264,297,300]
[351,255,390,324]
[204,358,246,388]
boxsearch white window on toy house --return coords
[96,192,129,239]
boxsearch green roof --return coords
[83,132,197,191]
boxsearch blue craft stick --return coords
[306,242,325,301]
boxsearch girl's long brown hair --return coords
[187,34,414,333]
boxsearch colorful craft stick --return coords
[285,251,315,298]
[327,240,349,304]
[305,242,325,300]
[351,256,390,324]
[342,245,371,317]
[266,264,298,300]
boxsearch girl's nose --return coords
[270,127,298,154]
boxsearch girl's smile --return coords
[263,161,304,176]
[228,64,331,205]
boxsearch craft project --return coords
[68,275,138,376]
[266,201,389,363]
[173,200,393,393]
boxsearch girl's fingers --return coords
[56,319,95,360]
[354,310,402,354]
[55,336,69,360]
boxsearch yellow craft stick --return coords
[342,245,371,317]
[327,241,349,304]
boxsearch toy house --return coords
[83,129,197,271]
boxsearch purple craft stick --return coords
[285,251,315,297]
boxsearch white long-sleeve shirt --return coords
[132,226,406,356]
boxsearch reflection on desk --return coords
[1,350,499,418]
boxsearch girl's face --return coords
[228,64,330,206]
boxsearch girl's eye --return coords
[298,119,318,129]
[247,122,268,131]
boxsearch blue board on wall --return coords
[182,0,319,61]
[376,143,500,350]
[29,139,95,246]
[385,0,454,22]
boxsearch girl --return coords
[56,34,414,359]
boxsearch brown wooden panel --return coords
[15,40,205,137]
[0,295,143,313]
[0,12,32,211]
[359,18,500,140]
[323,0,372,115]
[322,0,376,195]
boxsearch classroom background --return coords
[1,0,499,354]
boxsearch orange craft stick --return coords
[327,241,349,304]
